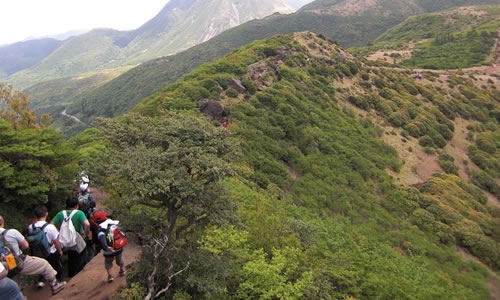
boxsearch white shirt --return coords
[27,221,59,254]
[0,228,25,256]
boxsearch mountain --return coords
[108,31,500,298]
[283,0,315,9]
[62,1,499,131]
[355,5,500,69]
[0,38,63,78]
[5,0,293,89]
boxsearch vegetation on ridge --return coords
[92,32,499,299]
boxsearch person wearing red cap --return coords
[92,212,126,283]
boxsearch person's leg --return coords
[20,255,56,282]
[19,255,65,294]
[116,251,125,275]
[0,277,23,300]
[67,250,78,277]
[105,256,114,282]
[46,252,64,282]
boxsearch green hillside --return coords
[0,38,63,78]
[62,0,499,134]
[5,0,293,89]
[88,32,499,299]
[355,6,500,69]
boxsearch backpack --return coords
[59,210,79,249]
[98,224,127,250]
[78,192,96,216]
[0,230,24,276]
[26,223,51,258]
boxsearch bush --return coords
[226,88,239,98]
[242,79,257,95]
[476,136,497,154]
[404,123,421,138]
[419,136,434,147]
[440,160,459,175]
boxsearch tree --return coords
[95,112,237,300]
[0,85,76,228]
[0,83,52,129]
[389,53,402,64]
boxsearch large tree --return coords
[95,112,237,299]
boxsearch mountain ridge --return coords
[59,1,499,132]
[5,0,293,89]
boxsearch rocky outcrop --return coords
[230,78,247,93]
[198,98,224,120]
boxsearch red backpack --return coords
[107,225,127,250]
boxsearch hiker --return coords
[0,215,66,295]
[78,182,96,218]
[0,263,23,300]
[27,205,64,286]
[51,196,90,277]
[92,211,126,283]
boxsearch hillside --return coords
[5,0,293,89]
[62,0,499,134]
[356,6,500,69]
[0,38,63,78]
[92,31,499,298]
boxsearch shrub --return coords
[388,112,406,127]
[419,136,434,147]
[404,123,421,138]
[360,72,370,80]
[226,88,239,98]
[242,79,257,95]
[439,160,459,175]
[476,136,497,154]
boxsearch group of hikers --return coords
[0,171,127,299]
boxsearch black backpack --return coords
[26,223,51,258]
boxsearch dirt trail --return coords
[23,186,140,300]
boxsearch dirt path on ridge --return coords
[23,187,141,300]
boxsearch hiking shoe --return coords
[37,281,46,288]
[119,270,126,277]
[108,274,114,283]
[50,280,66,295]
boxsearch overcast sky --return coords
[0,0,169,45]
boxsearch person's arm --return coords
[54,239,63,257]
[13,230,29,251]
[0,263,7,279]
[98,232,113,252]
[83,220,90,238]
[19,239,29,251]
[48,225,63,256]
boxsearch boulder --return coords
[198,99,224,120]
[230,78,247,93]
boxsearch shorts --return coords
[104,251,124,270]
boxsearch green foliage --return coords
[95,112,237,299]
[357,6,500,69]
[117,32,497,298]
[439,153,459,175]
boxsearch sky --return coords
[0,0,169,45]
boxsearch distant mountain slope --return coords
[6,0,293,89]
[356,5,500,69]
[0,38,63,78]
[63,0,498,129]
